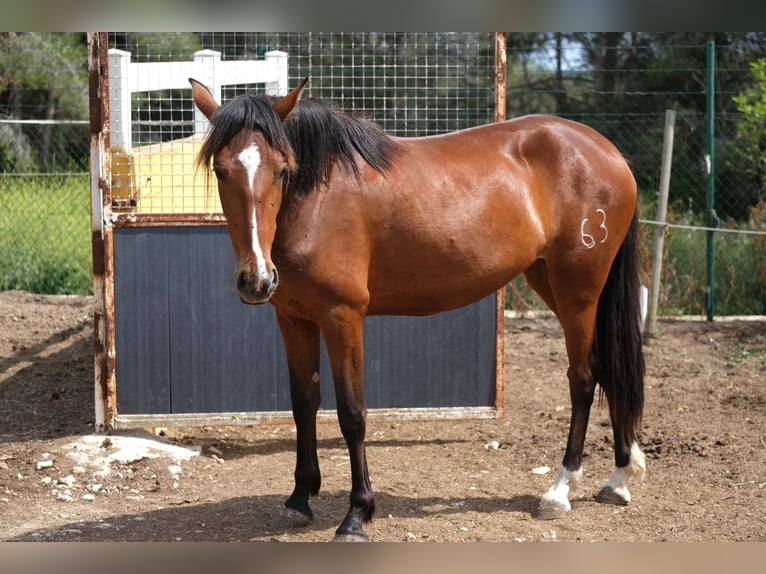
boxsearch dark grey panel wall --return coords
[114,227,496,415]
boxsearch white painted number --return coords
[581,208,608,249]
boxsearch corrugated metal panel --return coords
[114,227,496,415]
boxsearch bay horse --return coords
[190,78,646,541]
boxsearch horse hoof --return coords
[278,506,312,528]
[333,532,369,542]
[535,496,570,520]
[596,486,630,506]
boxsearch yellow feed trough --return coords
[111,134,221,214]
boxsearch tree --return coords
[732,59,766,206]
[0,32,87,171]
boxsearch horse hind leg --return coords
[524,261,592,519]
[535,323,596,520]
[596,442,646,505]
[594,344,646,506]
[591,214,647,507]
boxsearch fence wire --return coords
[1,33,764,314]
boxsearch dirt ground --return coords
[0,289,764,542]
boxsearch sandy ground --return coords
[0,290,764,542]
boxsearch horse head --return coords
[190,78,307,304]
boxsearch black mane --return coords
[197,93,402,195]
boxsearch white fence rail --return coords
[108,48,288,151]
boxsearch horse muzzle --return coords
[236,266,279,304]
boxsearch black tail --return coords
[592,213,645,450]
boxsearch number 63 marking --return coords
[581,208,608,249]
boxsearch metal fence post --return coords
[494,31,506,417]
[706,40,716,321]
[89,32,117,430]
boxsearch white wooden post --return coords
[264,50,289,96]
[645,109,676,338]
[192,49,222,135]
[109,49,132,151]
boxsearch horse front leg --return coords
[321,306,374,542]
[275,311,322,525]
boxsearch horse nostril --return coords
[236,270,250,291]
[271,267,279,286]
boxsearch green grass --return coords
[0,174,92,295]
[660,209,766,316]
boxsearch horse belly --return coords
[366,216,540,316]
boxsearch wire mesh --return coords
[1,33,764,312]
[107,32,497,215]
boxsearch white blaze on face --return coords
[237,143,270,279]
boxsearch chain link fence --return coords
[0,120,91,294]
[2,33,764,314]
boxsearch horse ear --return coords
[273,77,309,122]
[189,78,219,121]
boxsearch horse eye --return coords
[213,167,225,181]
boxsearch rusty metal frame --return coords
[89,32,117,431]
[493,32,507,418]
[90,32,509,430]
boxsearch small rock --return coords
[36,460,53,470]
[405,532,417,542]
[484,440,500,450]
[542,530,557,540]
[207,446,224,458]
[58,475,77,487]
[56,490,73,502]
[532,466,551,475]
[81,493,96,502]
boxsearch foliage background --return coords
[1,32,764,314]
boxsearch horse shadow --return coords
[179,434,475,461]
[6,489,548,542]
[0,319,93,443]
